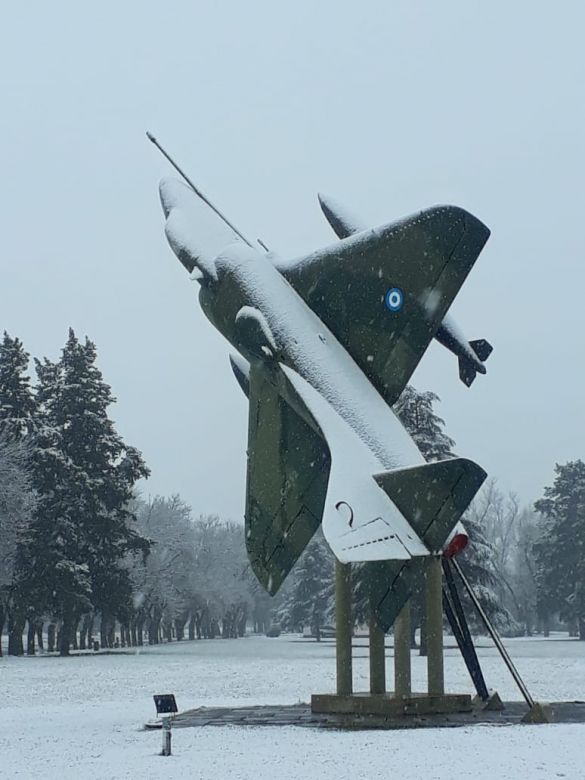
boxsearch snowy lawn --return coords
[1,634,584,779]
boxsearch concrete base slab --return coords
[144,701,585,732]
[311,692,472,717]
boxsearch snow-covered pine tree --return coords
[393,385,455,461]
[534,460,585,639]
[0,332,36,442]
[0,434,35,656]
[277,528,334,639]
[21,330,150,655]
[17,352,92,655]
[393,384,515,642]
[0,332,36,655]
[390,385,455,648]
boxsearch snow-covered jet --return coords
[158,178,489,629]
[318,194,493,387]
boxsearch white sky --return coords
[2,1,584,519]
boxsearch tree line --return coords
[0,331,267,657]
[1,328,584,659]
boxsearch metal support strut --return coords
[442,558,489,701]
[450,557,535,708]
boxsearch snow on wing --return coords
[279,365,430,563]
[276,206,490,405]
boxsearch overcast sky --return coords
[2,1,584,520]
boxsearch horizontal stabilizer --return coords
[470,338,493,363]
[458,339,493,386]
[374,458,486,554]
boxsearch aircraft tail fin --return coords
[458,339,493,387]
[458,356,479,387]
[317,193,362,238]
[369,559,425,631]
[370,458,485,630]
[374,458,486,554]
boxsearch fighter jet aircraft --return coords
[158,174,489,629]
[317,194,493,387]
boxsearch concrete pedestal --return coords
[335,560,353,695]
[369,615,386,694]
[311,692,472,717]
[426,556,444,695]
[394,601,412,696]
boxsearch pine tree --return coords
[389,385,453,648]
[0,332,36,442]
[58,331,150,639]
[277,529,334,639]
[534,460,585,639]
[393,385,455,461]
[0,332,36,655]
[0,434,35,656]
[21,329,150,655]
[393,385,514,642]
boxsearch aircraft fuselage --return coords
[198,243,424,473]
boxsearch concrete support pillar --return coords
[426,556,444,695]
[394,600,412,697]
[335,560,353,695]
[368,614,386,694]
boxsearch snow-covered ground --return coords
[1,634,584,779]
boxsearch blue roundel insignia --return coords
[385,287,404,312]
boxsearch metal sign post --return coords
[161,717,172,756]
[153,694,178,756]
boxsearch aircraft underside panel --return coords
[245,364,331,595]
